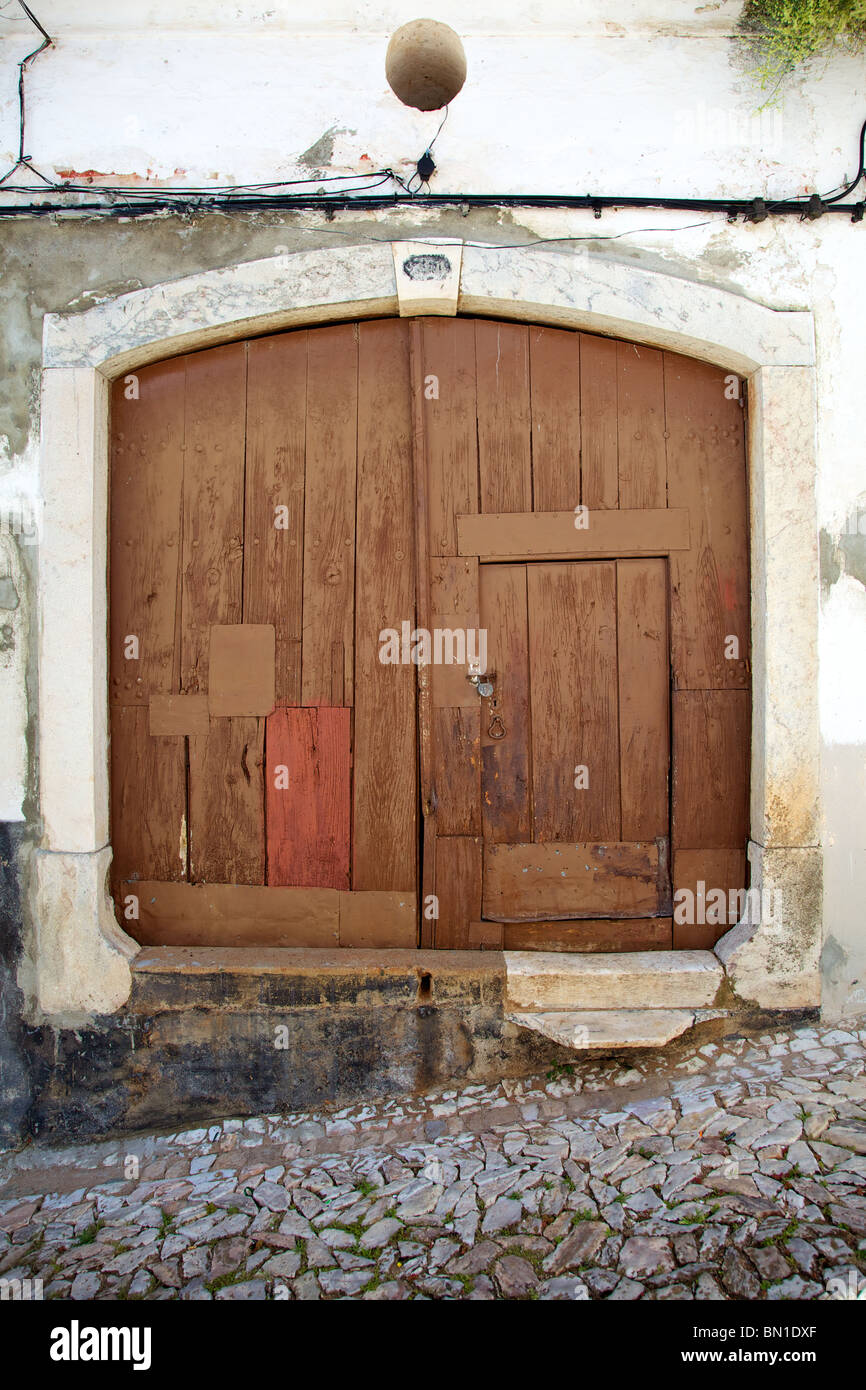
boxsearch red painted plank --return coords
[266,707,351,889]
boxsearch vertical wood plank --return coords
[301,324,358,705]
[528,562,619,841]
[410,322,437,945]
[433,836,483,949]
[665,353,750,691]
[429,556,480,707]
[480,563,531,842]
[529,326,581,512]
[579,333,618,509]
[110,357,186,706]
[243,331,307,704]
[428,556,482,829]
[421,318,478,556]
[353,319,417,891]
[617,558,670,840]
[475,320,532,514]
[433,707,481,835]
[617,341,666,508]
[180,343,247,693]
[188,717,265,884]
[672,690,750,848]
[266,707,351,890]
[672,848,747,949]
[109,706,187,897]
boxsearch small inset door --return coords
[482,557,670,936]
[428,557,671,949]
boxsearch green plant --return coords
[739,1,866,96]
[74,1221,104,1246]
[546,1061,575,1082]
[157,1209,175,1239]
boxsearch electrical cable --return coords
[0,2,863,223]
[0,0,52,187]
[406,105,449,193]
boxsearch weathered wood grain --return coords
[109,706,187,898]
[529,325,581,512]
[266,706,351,889]
[110,357,186,706]
[419,317,479,557]
[188,717,265,884]
[617,558,670,840]
[410,322,437,945]
[180,342,247,692]
[353,318,417,891]
[672,689,750,848]
[429,556,480,707]
[243,331,307,704]
[483,841,663,920]
[617,341,666,508]
[301,324,358,705]
[433,836,483,949]
[672,847,747,949]
[528,562,620,842]
[579,333,618,509]
[665,352,750,690]
[503,918,673,951]
[475,320,532,514]
[433,706,481,835]
[479,563,531,842]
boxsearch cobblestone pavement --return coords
[2,1016,866,1301]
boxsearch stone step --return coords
[507,1007,696,1051]
[504,949,724,1012]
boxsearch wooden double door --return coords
[109,316,750,952]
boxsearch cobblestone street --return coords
[2,1016,865,1302]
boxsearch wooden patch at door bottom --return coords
[339,891,417,948]
[122,881,417,949]
[483,840,667,921]
[124,881,340,947]
[502,918,673,952]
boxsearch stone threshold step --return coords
[505,949,724,1012]
[506,1007,697,1051]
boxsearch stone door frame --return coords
[31,239,820,1016]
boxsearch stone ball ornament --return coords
[386,19,467,111]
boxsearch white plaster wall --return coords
[1,0,865,1013]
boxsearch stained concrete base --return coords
[12,946,818,1144]
[22,948,562,1141]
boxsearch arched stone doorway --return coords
[32,241,820,1015]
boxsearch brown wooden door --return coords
[412,318,750,951]
[109,315,750,951]
[109,322,419,948]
